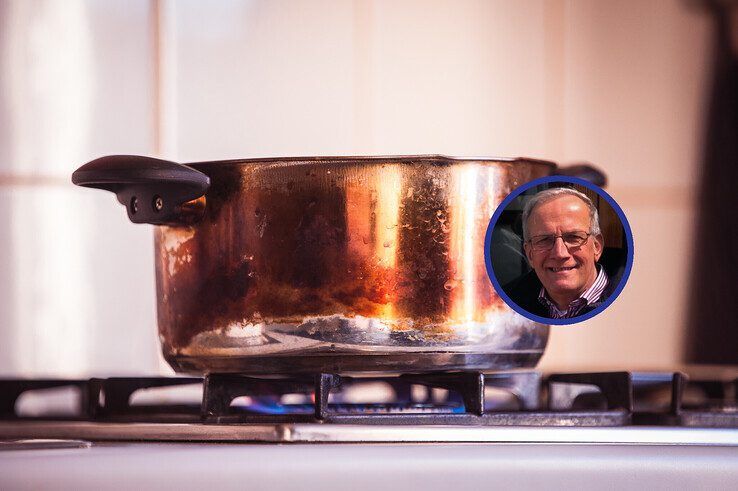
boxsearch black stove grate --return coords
[1,371,736,427]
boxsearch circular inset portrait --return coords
[484,176,633,325]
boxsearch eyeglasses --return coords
[527,231,591,251]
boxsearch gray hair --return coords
[521,187,601,241]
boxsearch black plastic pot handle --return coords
[557,163,607,187]
[72,155,210,225]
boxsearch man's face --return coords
[523,195,603,304]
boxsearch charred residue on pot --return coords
[291,181,348,290]
[196,163,243,222]
[395,161,452,320]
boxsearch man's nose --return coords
[548,236,571,258]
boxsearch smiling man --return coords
[504,187,616,320]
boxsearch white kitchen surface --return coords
[2,441,738,490]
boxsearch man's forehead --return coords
[529,195,590,223]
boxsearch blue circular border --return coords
[483,175,634,326]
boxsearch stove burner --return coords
[242,402,466,415]
[1,371,737,428]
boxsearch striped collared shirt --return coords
[538,265,609,319]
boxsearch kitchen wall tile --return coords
[164,0,553,160]
[0,0,161,377]
[562,0,711,189]
[543,0,711,369]
[0,180,161,377]
[0,0,156,177]
[368,0,550,157]
[163,0,358,161]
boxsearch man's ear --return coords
[593,234,604,261]
[523,241,533,265]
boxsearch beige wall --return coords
[541,0,710,370]
[0,0,161,376]
[0,0,712,375]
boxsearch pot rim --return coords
[185,154,557,169]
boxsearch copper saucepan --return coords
[72,155,605,375]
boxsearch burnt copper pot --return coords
[72,155,605,375]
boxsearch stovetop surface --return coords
[3,440,738,491]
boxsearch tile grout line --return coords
[0,175,71,187]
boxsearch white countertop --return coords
[3,440,738,490]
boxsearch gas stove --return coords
[2,370,738,490]
[2,370,738,443]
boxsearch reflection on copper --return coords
[483,166,504,315]
[448,165,479,322]
[176,195,207,224]
[372,166,402,319]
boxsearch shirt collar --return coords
[537,265,609,316]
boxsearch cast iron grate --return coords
[1,371,736,427]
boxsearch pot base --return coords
[166,351,545,376]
